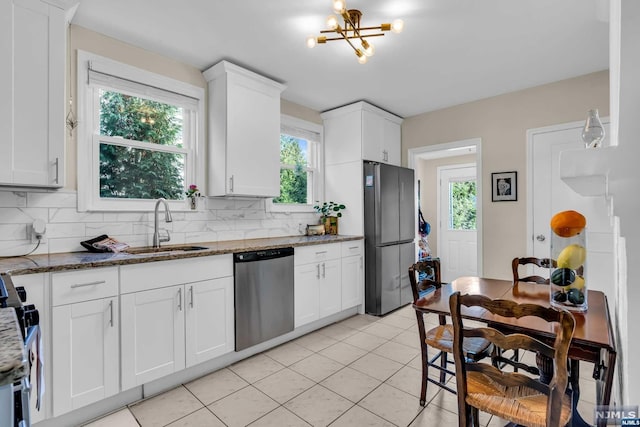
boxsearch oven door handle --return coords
[24,325,40,351]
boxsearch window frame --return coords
[267,115,323,213]
[77,50,205,212]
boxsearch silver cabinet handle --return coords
[178,288,182,311]
[54,157,59,184]
[315,251,327,255]
[536,234,546,242]
[108,300,113,327]
[348,246,359,250]
[316,264,320,279]
[360,256,363,268]
[322,262,326,278]
[189,286,194,308]
[70,280,105,288]
[229,175,234,193]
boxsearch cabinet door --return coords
[0,0,64,187]
[52,297,119,416]
[185,277,234,367]
[319,259,342,318]
[342,255,363,309]
[383,118,401,166]
[323,110,363,166]
[362,110,384,162]
[121,285,185,390]
[294,263,320,328]
[225,79,280,197]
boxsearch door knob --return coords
[536,234,546,242]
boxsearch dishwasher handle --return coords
[234,247,294,263]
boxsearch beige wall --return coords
[404,70,609,279]
[417,154,476,257]
[66,25,320,191]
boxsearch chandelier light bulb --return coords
[391,19,404,33]
[306,36,317,48]
[332,0,346,13]
[355,49,368,64]
[362,40,375,57]
[326,15,339,30]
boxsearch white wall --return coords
[403,71,610,280]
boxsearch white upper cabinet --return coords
[0,0,70,188]
[203,61,286,197]
[322,101,403,167]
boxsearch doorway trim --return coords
[408,137,483,277]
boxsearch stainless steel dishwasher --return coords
[234,247,294,351]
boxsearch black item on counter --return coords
[80,235,110,253]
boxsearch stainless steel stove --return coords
[0,274,40,427]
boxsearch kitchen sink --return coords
[124,245,209,255]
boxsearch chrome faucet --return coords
[153,198,173,248]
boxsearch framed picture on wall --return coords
[491,171,517,202]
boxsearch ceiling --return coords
[71,0,610,118]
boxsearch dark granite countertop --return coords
[0,235,363,276]
[0,308,28,386]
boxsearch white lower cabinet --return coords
[294,244,342,328]
[341,241,364,309]
[50,267,119,417]
[121,285,184,390]
[120,256,234,390]
[186,277,234,367]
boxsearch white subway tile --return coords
[0,191,27,207]
[27,191,77,208]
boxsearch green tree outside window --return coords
[450,180,477,230]
[274,135,309,204]
[98,91,185,200]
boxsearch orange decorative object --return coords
[550,210,586,238]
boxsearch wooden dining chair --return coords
[511,257,554,284]
[449,292,575,427]
[409,260,493,404]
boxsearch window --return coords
[449,179,477,230]
[77,51,205,211]
[269,115,322,212]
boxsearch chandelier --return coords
[306,0,404,64]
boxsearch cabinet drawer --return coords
[341,240,363,257]
[121,255,232,294]
[52,267,118,306]
[295,243,341,266]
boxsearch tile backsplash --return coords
[0,190,318,256]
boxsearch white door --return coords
[530,122,614,297]
[438,165,478,282]
[52,297,119,416]
[185,277,234,367]
[294,264,320,328]
[121,285,185,390]
[341,254,363,309]
[319,259,342,317]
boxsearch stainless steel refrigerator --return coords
[363,161,415,315]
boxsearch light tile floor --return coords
[84,305,598,427]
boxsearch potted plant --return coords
[313,201,346,235]
[185,184,201,210]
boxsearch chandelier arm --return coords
[320,34,386,41]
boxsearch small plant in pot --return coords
[313,201,346,235]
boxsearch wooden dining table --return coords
[413,276,617,427]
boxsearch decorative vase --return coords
[323,217,338,235]
[189,197,197,210]
[581,109,605,148]
[549,226,587,312]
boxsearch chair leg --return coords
[420,345,428,406]
[439,350,448,384]
[472,407,480,427]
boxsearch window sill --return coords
[266,199,317,214]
